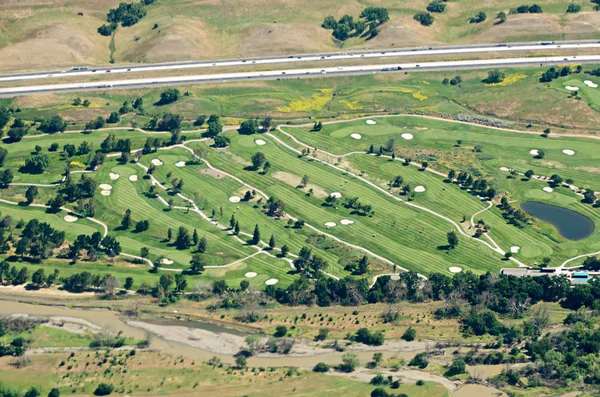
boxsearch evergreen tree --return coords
[269,235,276,249]
[251,224,261,245]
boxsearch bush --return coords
[413,12,434,26]
[274,325,288,337]
[159,88,180,105]
[426,1,446,13]
[566,3,581,12]
[408,352,429,369]
[401,326,416,341]
[312,362,330,372]
[39,116,67,134]
[445,357,467,376]
[94,383,114,396]
[469,11,487,23]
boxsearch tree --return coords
[301,175,310,187]
[402,326,416,341]
[189,254,205,274]
[427,1,446,13]
[159,88,180,105]
[484,69,505,84]
[94,383,114,396]
[25,186,38,204]
[235,355,247,369]
[251,152,266,170]
[261,115,272,131]
[238,119,259,135]
[280,245,289,257]
[213,135,230,148]
[313,362,330,372]
[124,277,134,290]
[48,388,61,397]
[102,275,121,297]
[121,209,132,230]
[408,352,429,369]
[251,224,261,245]
[447,231,459,249]
[413,11,434,26]
[445,357,467,376]
[470,11,486,23]
[197,236,208,253]
[274,325,288,337]
[340,352,360,372]
[23,154,50,174]
[268,235,276,249]
[174,273,187,292]
[0,148,7,167]
[105,112,120,124]
[40,116,67,133]
[194,115,206,126]
[174,226,191,249]
[524,169,534,179]
[31,269,46,287]
[497,11,507,23]
[0,169,13,188]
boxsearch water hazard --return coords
[520,201,594,241]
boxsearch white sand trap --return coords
[529,149,539,156]
[255,139,267,146]
[228,196,241,203]
[414,185,426,193]
[324,222,336,228]
[99,184,112,190]
[401,133,414,140]
[340,219,355,225]
[449,266,462,273]
[160,258,174,265]
[151,159,163,166]
[565,85,580,91]
[100,190,111,196]
[329,192,342,198]
[510,246,520,254]
[128,175,138,182]
[350,133,362,140]
[562,149,575,156]
[499,167,510,172]
[543,187,553,193]
[584,80,598,88]
[265,278,279,285]
[64,215,78,223]
[366,120,377,125]
[175,161,186,168]
[245,272,257,278]
[109,173,120,180]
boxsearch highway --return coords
[1,54,598,97]
[0,40,598,83]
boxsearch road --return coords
[0,54,598,96]
[0,40,598,83]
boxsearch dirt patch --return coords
[200,168,226,179]
[538,160,566,169]
[272,171,328,198]
[576,166,600,174]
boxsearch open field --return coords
[1,0,599,72]
[3,65,600,132]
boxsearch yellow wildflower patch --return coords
[412,91,429,101]
[276,89,334,113]
[485,74,527,87]
[339,100,363,110]
[58,104,103,110]
[69,161,86,168]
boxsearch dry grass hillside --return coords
[1,0,599,71]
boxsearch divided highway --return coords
[0,40,598,83]
[1,54,598,96]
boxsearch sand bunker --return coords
[64,215,78,223]
[201,169,225,179]
[584,80,598,88]
[499,167,510,172]
[414,185,426,192]
[366,120,377,125]
[109,173,120,180]
[565,86,580,91]
[324,222,336,228]
[100,190,111,196]
[340,219,355,225]
[529,149,539,156]
[255,139,266,146]
[510,246,520,254]
[265,278,279,285]
[175,161,186,168]
[449,266,462,273]
[562,149,575,156]
[151,159,163,166]
[99,184,112,190]
[128,175,138,182]
[329,192,342,198]
[543,187,553,193]
[245,272,257,278]
[401,133,414,140]
[160,258,174,265]
[350,133,362,140]
[229,196,241,203]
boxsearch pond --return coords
[520,201,594,241]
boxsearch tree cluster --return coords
[322,7,389,41]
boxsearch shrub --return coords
[312,362,330,372]
[402,327,416,341]
[426,1,446,13]
[94,383,114,396]
[413,11,434,26]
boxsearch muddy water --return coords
[0,301,426,368]
[453,384,507,397]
